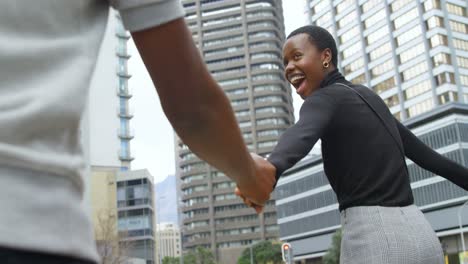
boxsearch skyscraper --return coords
[274,0,468,262]
[176,0,294,263]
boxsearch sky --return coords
[129,0,310,184]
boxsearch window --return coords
[343,58,364,75]
[257,129,284,137]
[254,95,285,103]
[204,35,243,47]
[203,25,242,37]
[364,9,385,29]
[254,85,283,93]
[391,0,414,12]
[247,21,276,29]
[351,73,366,84]
[438,91,458,105]
[340,26,360,44]
[246,1,273,9]
[461,75,468,86]
[404,80,432,100]
[371,59,393,78]
[251,63,281,70]
[432,53,451,67]
[231,98,249,106]
[399,43,425,64]
[243,132,252,139]
[312,0,329,15]
[251,52,280,60]
[255,106,287,114]
[453,38,468,51]
[341,42,361,59]
[426,16,444,30]
[202,5,240,17]
[449,21,468,34]
[214,193,237,201]
[202,15,241,27]
[369,42,392,61]
[226,87,248,95]
[396,26,422,46]
[361,0,380,13]
[457,56,468,69]
[429,34,448,48]
[235,110,250,118]
[366,26,389,45]
[256,118,287,126]
[384,94,400,107]
[393,8,418,29]
[316,12,332,27]
[373,77,396,94]
[258,140,277,148]
[205,46,243,57]
[423,0,440,12]
[336,0,354,14]
[248,31,277,39]
[401,62,428,81]
[338,11,357,29]
[252,74,282,82]
[246,11,274,18]
[406,98,434,118]
[219,77,247,86]
[446,3,466,16]
[434,72,455,86]
[239,120,252,128]
[182,174,206,184]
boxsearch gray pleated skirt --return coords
[340,205,444,264]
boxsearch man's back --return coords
[0,1,184,262]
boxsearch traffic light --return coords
[282,243,293,264]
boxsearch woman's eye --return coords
[294,54,301,60]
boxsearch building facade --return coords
[275,0,468,263]
[177,0,294,263]
[156,223,182,260]
[117,169,158,264]
[82,9,134,172]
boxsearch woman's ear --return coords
[321,48,333,64]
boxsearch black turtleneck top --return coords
[268,69,468,211]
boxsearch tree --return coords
[238,240,282,264]
[94,209,133,264]
[162,256,180,264]
[182,246,216,264]
[322,229,342,264]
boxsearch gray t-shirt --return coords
[0,1,184,262]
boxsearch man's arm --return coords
[131,19,272,203]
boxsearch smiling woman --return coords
[282,26,337,99]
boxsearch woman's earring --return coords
[323,61,330,69]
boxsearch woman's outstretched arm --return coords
[395,119,468,190]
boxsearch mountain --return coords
[155,175,178,224]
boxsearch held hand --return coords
[235,153,277,213]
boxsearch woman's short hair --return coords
[287,25,338,67]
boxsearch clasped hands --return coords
[234,153,277,214]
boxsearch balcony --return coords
[116,46,131,58]
[117,128,135,140]
[116,87,133,99]
[117,107,134,119]
[116,66,132,78]
[118,149,134,162]
[115,26,131,39]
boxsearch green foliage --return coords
[162,256,180,264]
[238,240,282,264]
[322,229,342,264]
[183,246,216,264]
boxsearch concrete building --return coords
[275,0,468,263]
[176,0,294,263]
[117,169,158,264]
[156,223,182,260]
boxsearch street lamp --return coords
[458,199,468,264]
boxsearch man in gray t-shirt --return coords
[0,0,274,263]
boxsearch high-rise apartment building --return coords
[274,0,468,263]
[82,10,134,172]
[176,0,294,263]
